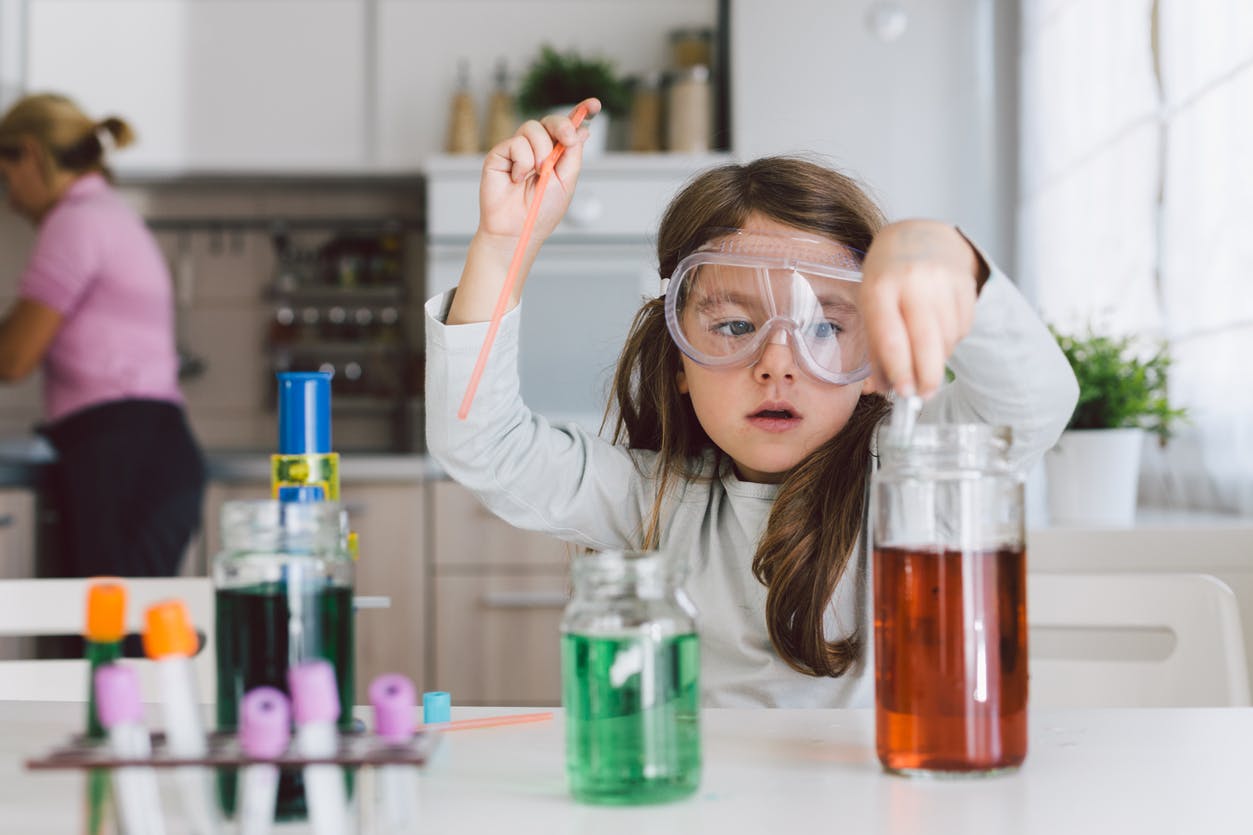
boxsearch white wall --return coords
[731,0,1018,266]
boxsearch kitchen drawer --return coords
[432,572,568,706]
[430,481,572,570]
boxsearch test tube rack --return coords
[26,725,439,772]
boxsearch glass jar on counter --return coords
[873,424,1027,777]
[214,498,355,819]
[561,550,701,805]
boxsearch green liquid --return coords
[85,640,122,835]
[215,582,354,820]
[561,632,701,805]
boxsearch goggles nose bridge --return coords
[746,317,799,370]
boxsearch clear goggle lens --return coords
[665,243,870,385]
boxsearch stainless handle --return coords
[0,514,13,529]
[353,595,391,610]
[481,590,568,610]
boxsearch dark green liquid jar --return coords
[561,550,701,805]
[213,499,355,821]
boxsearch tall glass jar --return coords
[213,499,355,819]
[561,550,701,805]
[873,425,1027,777]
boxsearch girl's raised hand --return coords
[478,97,601,248]
[860,220,986,398]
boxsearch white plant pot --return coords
[546,106,609,156]
[1044,428,1146,526]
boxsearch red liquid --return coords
[873,546,1027,775]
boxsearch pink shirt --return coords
[20,173,183,423]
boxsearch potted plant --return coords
[516,45,629,155]
[1045,328,1188,526]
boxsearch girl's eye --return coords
[712,319,755,337]
[810,321,842,339]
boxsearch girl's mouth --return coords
[747,406,801,433]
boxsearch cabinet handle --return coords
[0,514,13,529]
[481,590,569,609]
[353,595,391,610]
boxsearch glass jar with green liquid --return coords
[213,498,354,820]
[561,550,701,805]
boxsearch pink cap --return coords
[94,664,143,729]
[287,660,341,725]
[369,674,416,744]
[240,687,292,759]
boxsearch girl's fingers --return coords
[552,126,591,183]
[865,285,915,396]
[902,294,945,396]
[503,135,535,183]
[517,119,555,172]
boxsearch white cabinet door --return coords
[27,0,367,172]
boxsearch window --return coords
[1019,0,1253,513]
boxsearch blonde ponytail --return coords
[0,94,136,182]
[96,116,135,150]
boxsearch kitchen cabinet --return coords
[201,478,425,703]
[0,487,36,579]
[26,0,367,172]
[428,480,570,705]
[0,486,38,660]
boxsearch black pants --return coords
[39,399,206,578]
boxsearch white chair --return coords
[0,577,215,702]
[1029,572,1251,707]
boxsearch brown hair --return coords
[0,94,134,182]
[609,156,891,677]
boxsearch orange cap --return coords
[143,600,198,659]
[85,581,127,643]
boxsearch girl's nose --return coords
[753,339,797,382]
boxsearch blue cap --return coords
[277,372,332,455]
[422,690,451,724]
[277,485,326,503]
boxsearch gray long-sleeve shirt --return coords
[425,267,1078,708]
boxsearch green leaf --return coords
[1049,325,1189,444]
[516,45,631,117]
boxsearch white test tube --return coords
[94,664,167,835]
[237,687,291,835]
[288,660,350,835]
[143,601,221,835]
[368,675,420,833]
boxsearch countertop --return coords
[5,702,1253,834]
[0,440,448,487]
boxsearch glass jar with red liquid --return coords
[873,424,1027,777]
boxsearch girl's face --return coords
[675,214,865,483]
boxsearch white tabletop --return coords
[4,702,1251,834]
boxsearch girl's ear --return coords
[676,368,689,395]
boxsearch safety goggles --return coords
[663,229,870,385]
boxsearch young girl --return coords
[425,98,1078,708]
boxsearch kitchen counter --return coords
[206,451,446,483]
[0,439,448,487]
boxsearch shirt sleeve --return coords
[919,253,1079,471]
[18,204,100,314]
[424,291,662,551]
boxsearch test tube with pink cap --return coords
[369,674,420,833]
[94,664,166,835]
[288,660,350,835]
[237,687,290,835]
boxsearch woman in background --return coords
[0,93,204,578]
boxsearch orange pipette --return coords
[457,102,591,420]
[418,710,554,733]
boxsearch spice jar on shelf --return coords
[666,65,711,153]
[628,73,663,153]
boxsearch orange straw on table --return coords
[457,102,590,420]
[419,711,554,733]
